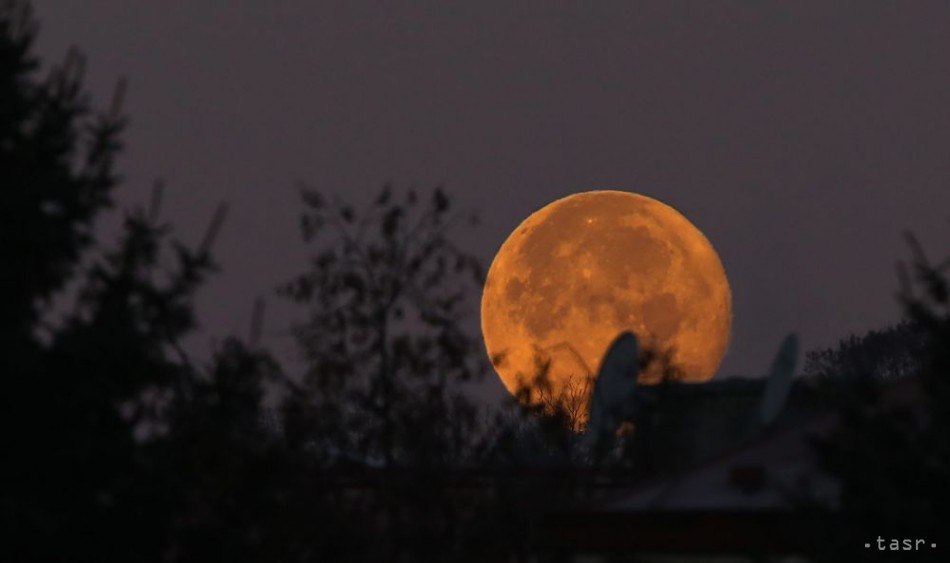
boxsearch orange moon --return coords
[481,190,732,407]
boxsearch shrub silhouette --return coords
[808,231,950,562]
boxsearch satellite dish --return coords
[758,332,799,427]
[586,331,640,449]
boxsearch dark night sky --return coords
[32,1,950,400]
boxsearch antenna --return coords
[199,203,229,256]
[249,298,266,349]
[109,76,127,119]
[147,179,164,222]
[586,331,640,453]
[758,332,799,427]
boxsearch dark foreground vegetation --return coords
[2,2,948,561]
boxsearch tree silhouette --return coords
[0,5,289,560]
[0,2,132,557]
[280,184,488,469]
[277,184,524,561]
[0,1,122,348]
[804,320,923,382]
[808,231,950,562]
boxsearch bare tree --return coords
[280,184,488,468]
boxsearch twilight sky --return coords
[32,1,950,397]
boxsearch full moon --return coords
[481,190,731,410]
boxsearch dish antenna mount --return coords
[586,331,640,452]
[758,332,800,427]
